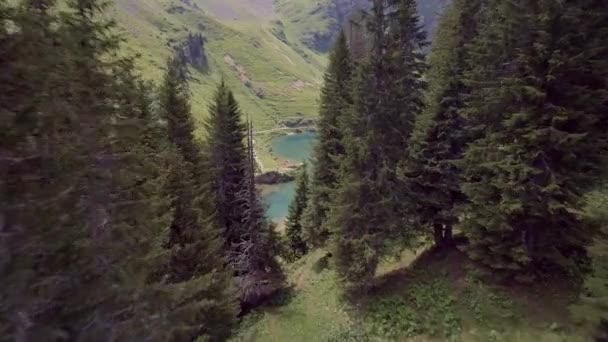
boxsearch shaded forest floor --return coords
[232,237,608,341]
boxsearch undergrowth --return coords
[360,277,461,341]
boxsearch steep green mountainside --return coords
[113,0,449,124]
[113,0,325,132]
[111,0,449,168]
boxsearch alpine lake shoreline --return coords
[256,128,317,231]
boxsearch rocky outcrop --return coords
[280,117,316,128]
[270,20,289,44]
[300,0,369,52]
[255,171,295,185]
[283,0,449,53]
[176,33,208,71]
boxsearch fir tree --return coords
[329,62,384,289]
[458,0,608,278]
[159,57,237,340]
[234,121,284,307]
[304,31,353,247]
[205,83,283,306]
[0,0,197,339]
[329,0,427,289]
[285,163,310,261]
[0,1,83,338]
[205,82,248,250]
[401,0,481,247]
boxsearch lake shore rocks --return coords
[255,171,295,185]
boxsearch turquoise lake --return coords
[262,182,296,221]
[270,131,317,163]
[262,132,317,221]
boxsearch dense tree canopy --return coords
[457,0,608,278]
[2,0,607,339]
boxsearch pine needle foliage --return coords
[402,0,482,246]
[457,0,608,279]
[205,83,284,307]
[285,163,310,261]
[159,57,237,341]
[329,0,428,289]
[304,31,353,248]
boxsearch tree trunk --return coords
[433,223,444,247]
[444,224,453,245]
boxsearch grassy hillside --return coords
[111,0,450,128]
[111,0,325,139]
[110,0,332,169]
[232,240,607,342]
[110,0,450,170]
[231,186,608,341]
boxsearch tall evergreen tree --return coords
[329,61,384,289]
[0,0,196,339]
[329,0,427,289]
[1,1,83,338]
[205,83,283,306]
[458,0,608,278]
[384,0,428,163]
[285,163,310,261]
[304,31,353,247]
[401,0,481,247]
[205,82,248,249]
[234,121,284,306]
[159,57,237,340]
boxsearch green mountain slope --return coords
[111,0,449,169]
[113,0,325,132]
[272,0,449,53]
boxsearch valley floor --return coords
[232,238,608,341]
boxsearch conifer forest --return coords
[1,0,607,341]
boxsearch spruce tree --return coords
[205,82,248,249]
[234,121,284,306]
[0,0,166,338]
[384,0,428,163]
[285,163,310,261]
[304,30,353,247]
[329,0,427,289]
[205,83,283,306]
[401,0,481,247]
[329,62,384,288]
[0,1,83,338]
[1,0,194,339]
[159,57,237,340]
[458,0,608,278]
